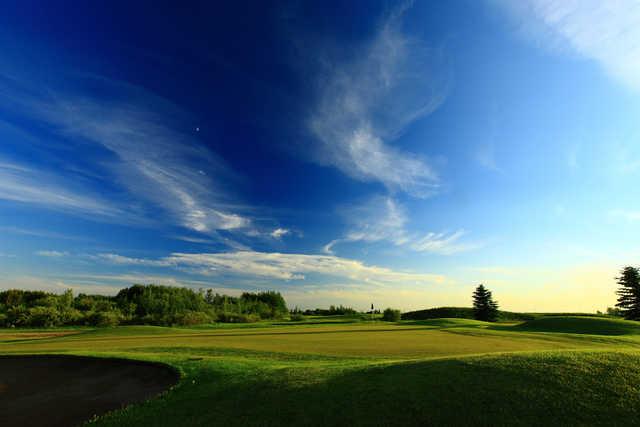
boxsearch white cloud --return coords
[173,235,217,244]
[322,240,340,255]
[270,228,290,239]
[42,93,250,233]
[0,161,120,217]
[328,196,479,255]
[307,6,449,196]
[35,250,69,258]
[92,253,162,266]
[0,73,251,234]
[496,0,640,91]
[95,250,447,286]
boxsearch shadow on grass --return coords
[401,318,490,329]
[489,316,640,336]
[95,351,640,427]
[271,320,363,326]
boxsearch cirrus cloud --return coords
[307,5,449,197]
[495,0,640,91]
[95,250,447,286]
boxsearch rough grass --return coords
[3,316,640,426]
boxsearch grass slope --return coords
[401,307,534,321]
[514,316,640,335]
[2,316,640,426]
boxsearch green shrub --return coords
[59,308,84,325]
[290,313,306,321]
[382,308,401,322]
[28,306,61,327]
[173,311,213,326]
[217,312,259,323]
[86,310,121,327]
[6,305,29,327]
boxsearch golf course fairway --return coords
[2,316,640,426]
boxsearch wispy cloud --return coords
[59,273,219,290]
[0,71,252,235]
[496,0,640,91]
[0,226,90,241]
[326,196,479,255]
[409,230,479,255]
[94,250,447,286]
[307,6,449,196]
[35,250,69,258]
[0,161,120,217]
[38,87,250,233]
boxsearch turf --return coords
[513,316,640,335]
[2,316,640,426]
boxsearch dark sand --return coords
[0,355,179,427]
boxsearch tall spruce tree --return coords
[615,266,640,320]
[472,284,499,322]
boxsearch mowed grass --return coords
[3,316,640,426]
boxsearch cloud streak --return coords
[0,71,252,235]
[307,6,449,196]
[496,0,640,91]
[0,161,120,218]
[35,250,69,258]
[326,196,479,255]
[95,250,447,286]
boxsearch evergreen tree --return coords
[615,266,640,320]
[472,284,499,322]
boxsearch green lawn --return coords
[3,316,640,426]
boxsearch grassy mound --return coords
[95,351,640,426]
[402,307,534,322]
[515,316,640,335]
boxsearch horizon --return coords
[1,1,639,313]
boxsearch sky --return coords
[1,0,639,312]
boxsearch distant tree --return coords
[382,308,401,322]
[615,266,640,320]
[472,284,499,322]
[606,307,623,317]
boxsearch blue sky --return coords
[1,0,639,311]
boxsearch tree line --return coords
[0,285,288,328]
[291,305,358,316]
[8,268,634,329]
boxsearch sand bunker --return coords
[0,355,179,427]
